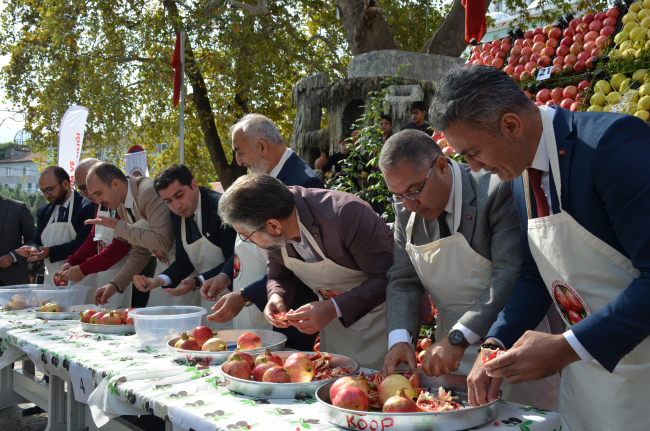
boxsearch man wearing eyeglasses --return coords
[378,130,558,410]
[16,166,94,285]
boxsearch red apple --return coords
[546,99,557,106]
[536,88,552,103]
[508,55,520,65]
[589,20,602,33]
[563,85,578,99]
[549,27,562,39]
[533,34,546,43]
[511,45,523,56]
[595,35,610,47]
[537,55,551,67]
[585,31,599,42]
[582,13,594,24]
[547,38,559,48]
[573,60,587,72]
[586,56,597,69]
[564,53,577,64]
[578,80,590,92]
[551,87,564,101]
[514,64,525,74]
[492,58,504,69]
[606,7,620,19]
[553,55,565,65]
[560,98,574,109]
[573,32,585,44]
[570,42,583,56]
[564,27,575,38]
[600,26,615,37]
[532,41,545,53]
[577,51,591,62]
[504,64,515,75]
[524,30,534,39]
[569,19,580,29]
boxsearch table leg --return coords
[43,374,66,431]
[66,381,85,431]
[0,363,28,411]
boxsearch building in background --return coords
[0,146,39,192]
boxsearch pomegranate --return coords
[569,19,580,30]
[570,42,582,56]
[201,337,227,351]
[551,87,564,101]
[501,42,511,52]
[222,354,252,380]
[546,38,559,48]
[600,26,615,37]
[502,37,510,45]
[563,86,578,99]
[564,27,575,38]
[595,35,609,48]
[585,31,599,42]
[537,56,551,67]
[513,73,521,82]
[555,287,571,311]
[586,56,598,69]
[262,366,291,383]
[236,332,262,350]
[589,20,602,33]
[582,13,594,24]
[472,59,482,66]
[284,352,314,383]
[492,38,501,46]
[514,38,523,46]
[606,7,620,19]
[533,34,546,43]
[511,45,522,56]
[508,55,519,65]
[522,46,533,56]
[553,56,564,66]
[524,30,534,39]
[563,64,574,73]
[595,12,606,21]
[121,308,135,324]
[518,55,528,65]
[524,90,534,100]
[577,51,591,62]
[514,64,525,74]
[557,45,570,57]
[591,47,601,57]
[603,17,617,27]
[532,41,545,53]
[229,351,254,370]
[504,64,515,75]
[472,45,480,53]
[89,312,104,325]
[252,358,277,381]
[551,65,562,76]
[578,80,591,92]
[573,60,587,72]
[560,36,573,47]
[378,375,418,407]
[491,58,504,69]
[495,51,507,60]
[332,386,368,412]
[330,372,368,400]
[583,40,596,52]
[570,101,581,112]
[111,310,124,319]
[541,46,555,57]
[560,98,574,109]
[420,338,433,350]
[481,43,491,52]
[174,332,199,350]
[525,61,536,73]
[536,89,552,103]
[565,290,583,312]
[418,350,426,364]
[520,71,532,81]
[79,309,97,323]
[549,27,562,40]
[564,53,577,65]
[573,33,585,44]
[568,309,583,324]
[531,52,541,63]
[576,22,589,34]
[192,326,215,349]
[254,348,282,367]
[382,388,418,413]
[546,100,557,106]
[101,311,122,325]
[533,27,543,35]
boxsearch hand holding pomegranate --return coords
[207,291,245,323]
[200,273,230,301]
[94,283,119,306]
[133,275,164,292]
[264,293,290,328]
[61,265,85,282]
[381,342,418,378]
[483,331,580,384]
[284,300,337,334]
[467,351,503,407]
[421,336,465,377]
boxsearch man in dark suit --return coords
[0,195,35,286]
[201,113,323,349]
[431,65,650,430]
[16,166,94,284]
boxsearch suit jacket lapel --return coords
[199,186,210,234]
[128,176,142,220]
[292,191,324,259]
[0,197,7,234]
[457,164,477,242]
[550,107,574,214]
[276,153,296,183]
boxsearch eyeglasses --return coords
[76,184,87,193]
[37,181,63,196]
[238,230,260,243]
[387,158,438,204]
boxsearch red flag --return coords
[462,0,487,44]
[171,33,181,106]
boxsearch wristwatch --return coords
[193,276,203,291]
[240,290,253,307]
[448,329,470,349]
[109,281,123,294]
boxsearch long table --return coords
[0,309,568,431]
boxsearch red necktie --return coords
[528,168,550,218]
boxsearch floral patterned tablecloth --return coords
[0,309,569,431]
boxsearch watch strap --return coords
[109,281,123,294]
[240,290,253,307]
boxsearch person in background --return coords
[29,260,44,284]
[201,113,323,349]
[132,164,236,329]
[314,151,328,171]
[218,174,393,370]
[379,114,393,142]
[401,101,433,136]
[322,134,353,177]
[16,166,94,285]
[0,194,35,286]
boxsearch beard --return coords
[51,188,69,206]
[260,232,287,252]
[248,156,270,174]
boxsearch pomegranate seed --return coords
[494,422,499,426]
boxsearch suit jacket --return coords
[267,186,394,328]
[486,107,650,372]
[111,176,175,290]
[221,152,324,309]
[385,162,521,342]
[0,196,35,285]
[32,190,95,264]
[161,186,237,287]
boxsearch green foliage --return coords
[0,143,16,159]
[381,0,451,50]
[0,183,47,222]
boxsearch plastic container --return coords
[0,284,55,311]
[130,306,207,346]
[34,286,90,307]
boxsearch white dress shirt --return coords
[268,148,293,178]
[387,163,482,350]
[124,178,134,213]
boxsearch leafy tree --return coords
[0,183,46,222]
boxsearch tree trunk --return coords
[335,0,398,56]
[163,0,247,189]
[420,0,492,57]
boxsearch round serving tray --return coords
[317,373,500,431]
[167,329,287,366]
[35,305,95,320]
[80,322,135,334]
[220,351,359,399]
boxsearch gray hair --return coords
[230,113,285,146]
[218,174,294,232]
[379,129,443,173]
[429,65,536,137]
[76,158,101,174]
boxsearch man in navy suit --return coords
[430,65,650,429]
[201,113,324,349]
[16,166,94,284]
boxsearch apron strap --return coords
[449,159,462,233]
[539,106,564,209]
[295,218,326,261]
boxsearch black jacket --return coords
[0,196,35,285]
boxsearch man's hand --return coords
[264,293,290,328]
[61,265,85,282]
[27,246,50,261]
[467,352,503,407]
[132,275,164,292]
[285,300,337,334]
[200,273,229,301]
[163,278,195,297]
[84,214,118,229]
[94,283,118,306]
[421,336,466,377]
[382,342,418,377]
[16,246,37,258]
[207,291,245,323]
[484,331,580,384]
[60,262,72,272]
[0,254,15,269]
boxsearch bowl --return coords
[130,306,206,346]
[34,285,90,307]
[0,284,56,311]
[167,329,287,366]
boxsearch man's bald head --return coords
[75,158,101,200]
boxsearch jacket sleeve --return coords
[457,179,522,338]
[48,199,95,263]
[161,217,194,287]
[66,225,98,267]
[13,202,35,265]
[244,274,270,311]
[110,245,151,291]
[267,249,298,307]
[221,254,235,285]
[31,207,46,248]
[385,205,425,341]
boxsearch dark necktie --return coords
[126,208,136,223]
[57,206,67,222]
[437,210,452,239]
[187,217,202,244]
[528,168,550,218]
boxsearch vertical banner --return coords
[124,151,149,177]
[58,106,89,187]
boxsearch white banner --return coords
[124,151,149,177]
[57,106,89,187]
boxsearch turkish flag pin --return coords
[559,150,566,156]
[467,215,472,220]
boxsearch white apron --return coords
[405,160,559,411]
[231,238,273,330]
[524,106,647,430]
[280,221,388,370]
[42,195,77,286]
[179,196,229,330]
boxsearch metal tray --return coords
[167,329,287,366]
[80,322,135,334]
[220,351,359,399]
[35,304,96,320]
[316,373,500,431]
